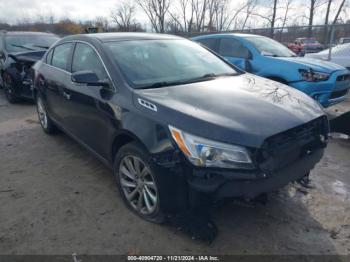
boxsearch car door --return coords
[217,38,252,71]
[62,42,115,159]
[44,42,74,124]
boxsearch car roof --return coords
[193,33,262,39]
[3,31,57,36]
[62,32,184,43]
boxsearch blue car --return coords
[193,34,350,107]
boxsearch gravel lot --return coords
[0,91,349,256]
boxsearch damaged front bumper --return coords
[153,116,328,201]
[187,147,324,199]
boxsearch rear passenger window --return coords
[46,49,53,64]
[197,38,218,52]
[72,43,107,80]
[219,38,250,59]
[51,43,73,71]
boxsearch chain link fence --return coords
[181,23,350,47]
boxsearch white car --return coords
[305,43,350,71]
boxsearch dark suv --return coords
[33,33,329,223]
[0,31,59,102]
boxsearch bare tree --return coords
[111,1,140,31]
[270,0,278,37]
[280,0,293,31]
[250,0,279,37]
[136,0,170,33]
[213,0,250,31]
[173,0,194,32]
[332,0,347,24]
[307,0,327,37]
[94,16,109,31]
[278,0,294,40]
[241,0,258,30]
[322,0,333,43]
[192,0,208,32]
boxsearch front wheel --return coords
[36,95,58,134]
[3,73,19,103]
[114,142,166,224]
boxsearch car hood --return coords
[133,74,325,148]
[8,50,46,63]
[275,56,345,73]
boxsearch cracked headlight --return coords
[169,126,253,169]
[299,69,330,82]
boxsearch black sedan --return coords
[0,31,59,103]
[33,33,329,223]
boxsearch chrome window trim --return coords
[43,40,116,93]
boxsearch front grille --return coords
[330,89,349,99]
[257,116,328,173]
[336,74,350,81]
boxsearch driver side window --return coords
[72,43,107,81]
[218,38,250,59]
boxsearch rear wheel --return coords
[114,142,166,223]
[3,73,19,103]
[36,95,58,134]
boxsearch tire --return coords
[114,142,166,224]
[36,94,58,134]
[3,73,19,103]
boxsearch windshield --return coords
[244,36,297,57]
[301,39,318,44]
[105,39,239,88]
[5,35,59,52]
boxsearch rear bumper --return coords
[187,148,324,199]
[290,69,350,107]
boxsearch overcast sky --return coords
[0,0,123,24]
[0,0,348,27]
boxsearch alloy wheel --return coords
[119,156,158,215]
[37,97,48,129]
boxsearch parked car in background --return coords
[193,34,350,107]
[305,43,350,71]
[338,37,350,45]
[33,33,328,223]
[287,38,324,56]
[0,31,59,103]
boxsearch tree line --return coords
[0,0,349,40]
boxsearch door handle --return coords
[62,91,71,100]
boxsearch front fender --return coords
[120,110,175,155]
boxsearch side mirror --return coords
[71,71,109,87]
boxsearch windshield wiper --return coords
[138,73,236,89]
[139,80,188,89]
[10,44,34,51]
